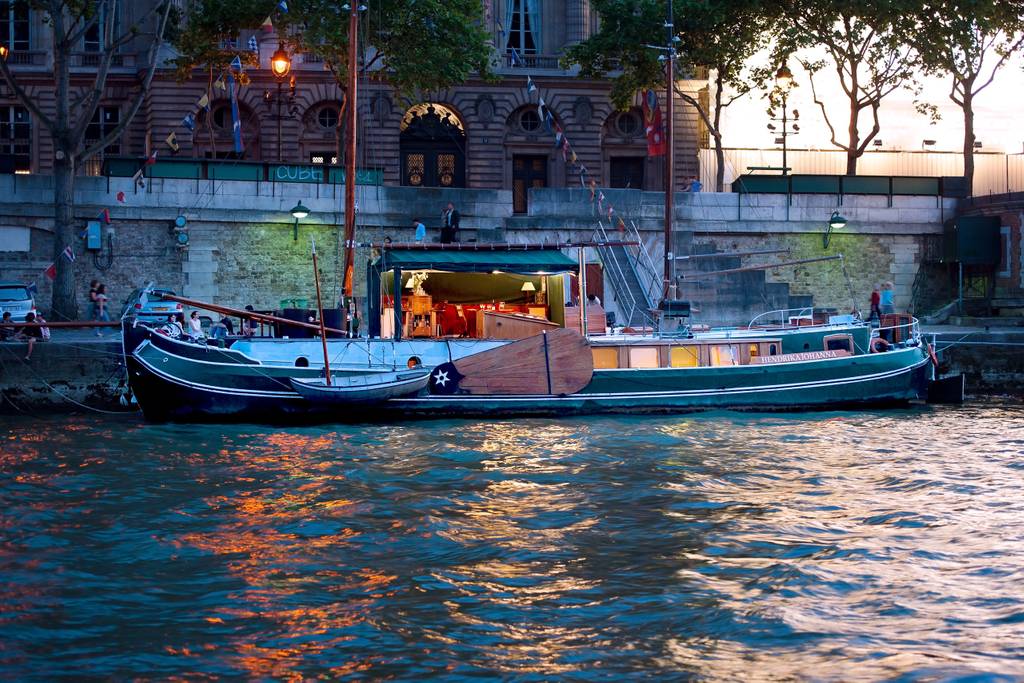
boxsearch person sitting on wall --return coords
[15,312,43,361]
[0,311,14,341]
[241,305,257,337]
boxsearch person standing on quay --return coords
[879,281,895,315]
[869,284,881,321]
[94,283,110,336]
[441,202,459,244]
[412,218,426,243]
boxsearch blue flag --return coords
[247,35,258,53]
[230,55,242,72]
[182,113,196,131]
[277,0,288,11]
[227,74,244,153]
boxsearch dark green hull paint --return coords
[127,326,931,422]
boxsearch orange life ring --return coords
[870,338,890,353]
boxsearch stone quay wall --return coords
[0,175,951,325]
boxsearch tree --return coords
[564,0,777,191]
[776,0,920,175]
[913,0,1024,195]
[173,0,496,157]
[0,0,172,320]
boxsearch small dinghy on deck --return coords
[290,368,431,404]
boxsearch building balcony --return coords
[4,50,47,67]
[501,52,565,71]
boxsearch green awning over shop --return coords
[376,248,578,274]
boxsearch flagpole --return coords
[341,0,358,305]
[311,238,332,385]
[663,0,674,302]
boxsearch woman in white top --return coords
[188,311,205,337]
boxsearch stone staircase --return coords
[675,243,814,326]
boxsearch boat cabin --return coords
[367,244,593,340]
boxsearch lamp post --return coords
[270,44,291,161]
[771,64,798,176]
[290,201,309,241]
[823,210,847,249]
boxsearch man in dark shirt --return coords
[441,202,460,244]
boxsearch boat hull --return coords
[126,327,931,421]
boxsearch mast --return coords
[312,238,333,385]
[341,0,359,300]
[662,0,674,301]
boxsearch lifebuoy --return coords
[870,338,890,353]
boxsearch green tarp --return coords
[377,248,578,274]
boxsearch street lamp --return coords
[291,201,309,241]
[823,210,847,249]
[772,64,797,176]
[270,44,291,161]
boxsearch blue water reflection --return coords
[2,402,1023,679]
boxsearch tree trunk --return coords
[962,91,975,197]
[51,154,78,320]
[713,132,726,192]
[846,106,859,175]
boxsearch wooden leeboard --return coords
[452,328,594,395]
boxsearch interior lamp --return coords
[521,281,536,303]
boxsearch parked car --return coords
[0,282,36,323]
[121,286,182,323]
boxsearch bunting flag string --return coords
[165,131,180,154]
[526,76,536,94]
[261,15,274,32]
[277,0,288,12]
[248,35,259,52]
[61,245,75,262]
[182,113,196,131]
[43,262,56,280]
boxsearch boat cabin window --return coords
[710,344,740,367]
[769,343,778,355]
[628,347,659,369]
[592,346,618,369]
[670,346,699,368]
[824,334,854,353]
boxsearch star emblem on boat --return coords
[433,370,450,387]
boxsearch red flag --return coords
[99,208,111,224]
[116,191,126,203]
[561,138,570,162]
[43,262,56,280]
[145,150,158,165]
[642,90,666,157]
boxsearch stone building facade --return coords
[0,0,703,211]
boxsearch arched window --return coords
[399,103,466,188]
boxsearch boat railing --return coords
[873,315,922,345]
[746,307,816,329]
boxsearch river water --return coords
[2,402,1023,680]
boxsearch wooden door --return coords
[512,154,547,214]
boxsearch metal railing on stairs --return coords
[593,221,661,328]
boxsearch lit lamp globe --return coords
[775,64,794,89]
[271,47,291,79]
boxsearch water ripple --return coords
[1,401,1023,679]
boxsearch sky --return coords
[717,50,1024,155]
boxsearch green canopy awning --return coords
[377,248,578,274]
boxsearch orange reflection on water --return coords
[173,430,397,678]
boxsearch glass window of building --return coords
[0,0,30,52]
[0,106,30,173]
[83,3,120,52]
[85,106,121,155]
[505,0,539,56]
[317,107,339,129]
